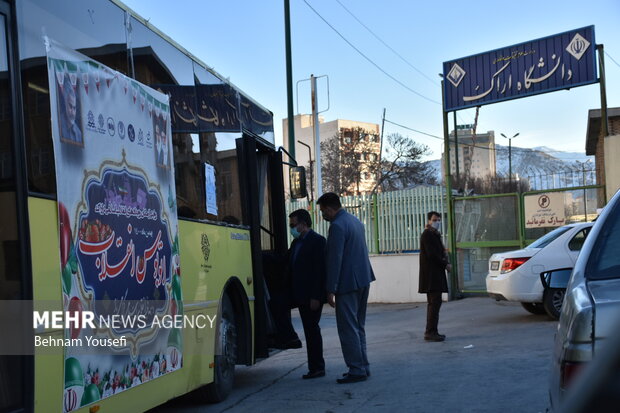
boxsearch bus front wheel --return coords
[204,293,237,402]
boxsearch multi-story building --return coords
[441,126,496,180]
[282,114,380,197]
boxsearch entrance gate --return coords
[442,26,610,296]
[454,185,603,293]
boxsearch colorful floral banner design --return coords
[45,37,182,412]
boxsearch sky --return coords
[121,0,620,161]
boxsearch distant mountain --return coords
[425,145,595,190]
[531,146,591,163]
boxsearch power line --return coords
[384,119,443,141]
[334,0,438,87]
[384,118,593,159]
[605,51,620,70]
[302,0,441,105]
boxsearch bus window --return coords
[173,130,246,225]
[129,15,194,85]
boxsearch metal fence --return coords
[285,186,446,254]
[452,185,604,293]
[524,168,596,191]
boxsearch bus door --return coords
[236,133,289,358]
[0,1,33,412]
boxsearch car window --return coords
[586,199,620,280]
[568,228,591,251]
[528,226,572,249]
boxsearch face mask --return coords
[290,226,301,239]
[431,221,441,231]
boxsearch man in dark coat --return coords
[418,211,451,342]
[288,209,327,379]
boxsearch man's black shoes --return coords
[337,373,367,384]
[273,338,303,350]
[342,371,370,377]
[302,370,325,379]
[424,333,446,342]
[286,339,303,349]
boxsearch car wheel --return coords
[521,302,546,315]
[543,288,565,320]
[202,293,237,402]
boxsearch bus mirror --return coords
[289,167,307,199]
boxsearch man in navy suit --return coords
[288,209,327,379]
[317,192,375,384]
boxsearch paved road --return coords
[151,297,557,413]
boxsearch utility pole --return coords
[284,0,295,159]
[375,107,385,193]
[597,44,609,138]
[501,133,519,192]
[311,75,322,197]
[379,108,386,164]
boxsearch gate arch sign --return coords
[443,26,596,111]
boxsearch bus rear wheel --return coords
[203,293,237,402]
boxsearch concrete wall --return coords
[368,253,447,303]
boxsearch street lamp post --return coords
[501,133,519,191]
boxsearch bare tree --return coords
[321,127,379,195]
[371,133,436,193]
[321,130,435,195]
[453,173,530,195]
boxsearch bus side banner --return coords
[45,38,183,412]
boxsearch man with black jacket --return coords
[288,209,327,379]
[419,211,451,342]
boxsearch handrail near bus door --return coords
[269,149,288,256]
[278,146,298,167]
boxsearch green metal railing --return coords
[285,186,446,254]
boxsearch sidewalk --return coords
[152,297,556,413]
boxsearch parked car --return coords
[486,222,593,318]
[549,189,620,411]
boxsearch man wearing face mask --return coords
[317,192,375,384]
[419,211,451,342]
[288,209,327,379]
